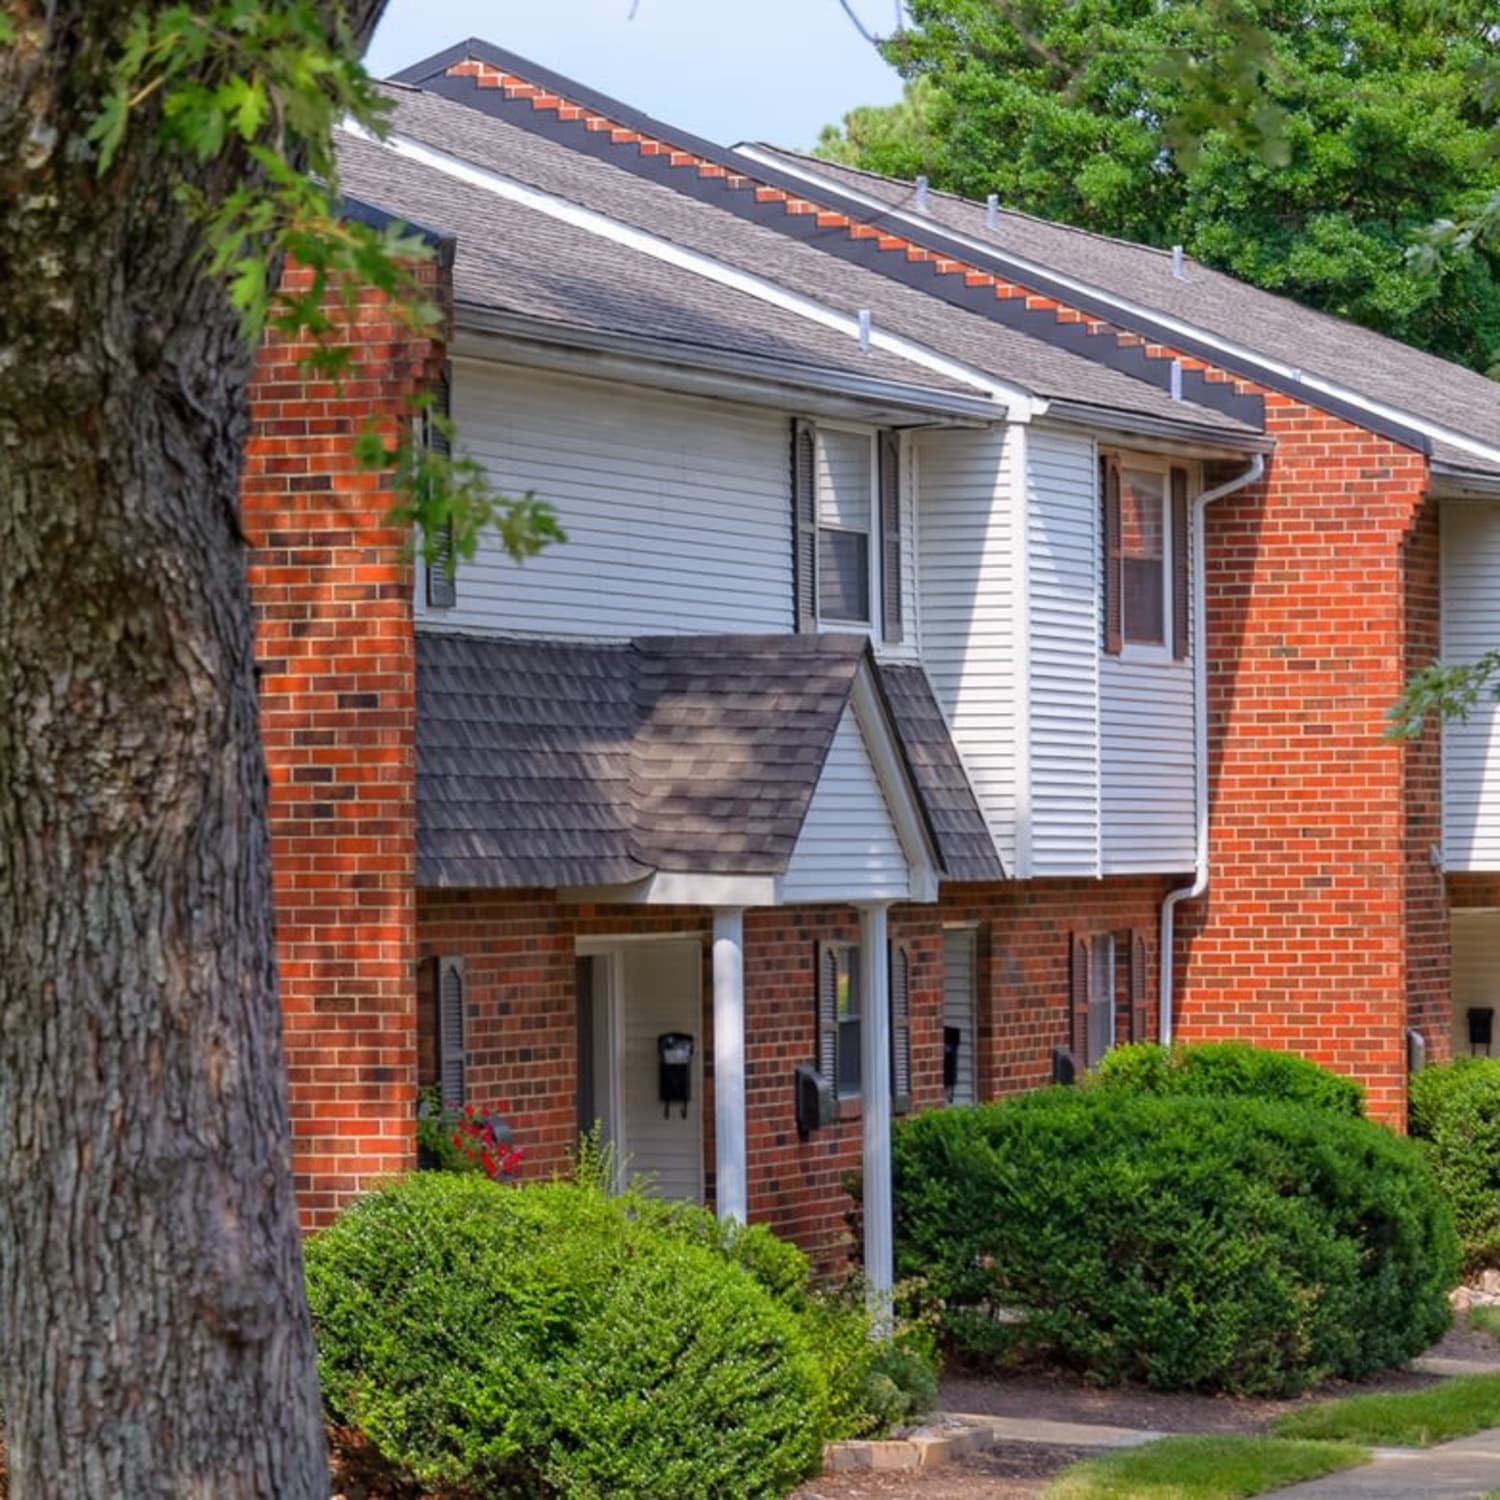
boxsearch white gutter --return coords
[1158,453,1265,1043]
[339,124,1040,419]
[734,145,1500,474]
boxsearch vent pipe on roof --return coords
[1169,359,1183,402]
[857,308,872,353]
[986,193,999,230]
[1171,244,1185,279]
[915,174,929,212]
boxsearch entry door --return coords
[620,941,703,1201]
[577,940,704,1203]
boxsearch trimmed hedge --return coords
[1410,1058,1500,1274]
[306,1174,925,1497]
[893,1089,1456,1395]
[1090,1041,1365,1117]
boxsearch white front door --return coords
[579,939,704,1203]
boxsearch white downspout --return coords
[1158,453,1265,1043]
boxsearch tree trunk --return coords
[0,5,385,1493]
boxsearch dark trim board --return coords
[391,40,1446,456]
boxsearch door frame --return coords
[576,934,706,1202]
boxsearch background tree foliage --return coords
[819,0,1500,373]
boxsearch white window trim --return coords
[1114,455,1174,664]
[1088,933,1116,1069]
[815,420,882,636]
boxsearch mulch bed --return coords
[794,1442,1090,1499]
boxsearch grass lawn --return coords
[1271,1371,1500,1448]
[1043,1435,1366,1500]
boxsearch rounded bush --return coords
[1091,1041,1364,1116]
[893,1089,1456,1395]
[1409,1058,1500,1274]
[306,1174,826,1496]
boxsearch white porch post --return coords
[859,902,893,1322]
[712,908,748,1223]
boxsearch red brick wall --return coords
[415,880,1167,1270]
[244,267,444,1227]
[1172,398,1432,1125]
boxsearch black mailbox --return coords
[1052,1047,1078,1086]
[943,1026,962,1102]
[1469,1007,1494,1055]
[794,1063,836,1138]
[657,1032,693,1118]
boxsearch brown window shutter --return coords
[1102,453,1123,655]
[792,419,818,633]
[890,941,912,1114]
[436,956,466,1108]
[1171,466,1190,660]
[1129,930,1149,1042]
[1069,933,1090,1064]
[425,368,458,610]
[815,941,837,1086]
[880,429,903,644]
[417,955,439,1090]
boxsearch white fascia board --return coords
[849,663,940,904]
[450,316,1003,426]
[343,123,1037,419]
[735,144,1500,473]
[558,873,780,907]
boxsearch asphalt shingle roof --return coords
[352,83,1255,437]
[334,130,970,393]
[759,147,1500,469]
[416,631,994,890]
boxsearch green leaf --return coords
[88,91,131,174]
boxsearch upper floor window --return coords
[1102,452,1189,661]
[816,427,875,625]
[793,419,903,643]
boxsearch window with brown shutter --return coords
[792,419,818,633]
[433,955,466,1108]
[1069,933,1090,1067]
[815,942,862,1099]
[880,429,903,645]
[1129,930,1150,1042]
[1101,453,1123,654]
[1171,467,1190,660]
[890,941,912,1114]
[424,368,458,610]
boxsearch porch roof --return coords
[415,630,1001,892]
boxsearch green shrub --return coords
[306,1174,827,1496]
[1092,1041,1365,1116]
[1410,1058,1500,1273]
[893,1089,1457,1395]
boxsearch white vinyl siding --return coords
[1027,427,1101,877]
[1443,503,1500,871]
[1101,659,1196,873]
[781,705,910,903]
[431,359,792,637]
[915,426,1017,871]
[941,928,978,1105]
[1451,910,1500,1059]
[620,941,703,1203]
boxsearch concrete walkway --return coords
[1263,1425,1500,1498]
[944,1411,1170,1450]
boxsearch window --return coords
[792,420,903,642]
[1102,454,1190,660]
[1087,935,1115,1069]
[942,927,978,1106]
[834,945,862,1097]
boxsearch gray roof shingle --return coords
[759,148,1500,468]
[334,130,972,394]
[417,631,997,890]
[349,84,1256,437]
[878,664,1004,883]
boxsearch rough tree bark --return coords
[0,3,386,1493]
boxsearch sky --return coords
[364,0,907,154]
